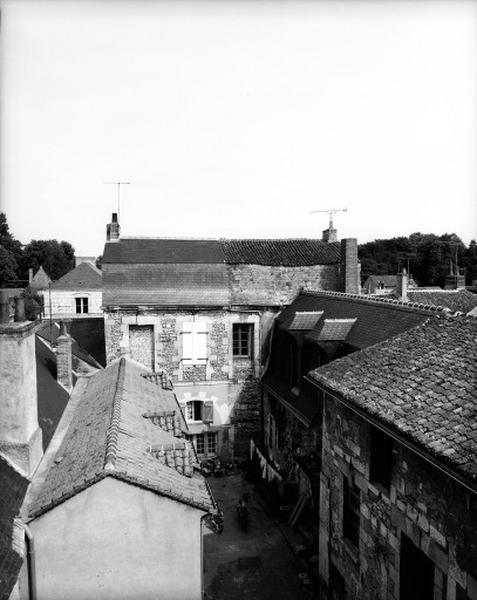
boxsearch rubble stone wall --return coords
[319,391,477,600]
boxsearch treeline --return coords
[0,213,75,288]
[359,233,477,287]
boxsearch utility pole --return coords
[104,182,130,222]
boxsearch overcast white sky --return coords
[1,0,476,256]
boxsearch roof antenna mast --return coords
[309,207,347,230]
[104,181,130,222]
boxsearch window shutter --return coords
[202,400,214,424]
[193,322,208,362]
[182,322,193,362]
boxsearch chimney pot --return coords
[29,268,33,283]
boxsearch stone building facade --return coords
[310,315,477,600]
[102,214,360,461]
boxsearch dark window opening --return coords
[75,297,88,314]
[290,339,300,389]
[233,323,254,358]
[400,533,434,600]
[370,426,393,491]
[343,476,360,547]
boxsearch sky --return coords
[1,0,476,257]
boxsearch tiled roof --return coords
[26,358,214,519]
[102,237,341,266]
[289,311,324,330]
[310,315,477,483]
[307,318,357,342]
[103,263,230,307]
[404,289,477,314]
[51,262,102,290]
[222,239,341,266]
[0,456,29,600]
[279,291,434,349]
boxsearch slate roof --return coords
[309,315,477,484]
[0,456,29,600]
[278,291,435,349]
[103,263,230,307]
[26,358,214,519]
[51,262,102,290]
[103,237,341,266]
[36,337,69,450]
[36,321,103,369]
[404,289,477,314]
[30,266,51,290]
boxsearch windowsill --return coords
[232,355,253,360]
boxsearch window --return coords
[184,400,214,424]
[75,297,88,314]
[233,323,254,358]
[194,432,217,457]
[343,477,360,548]
[400,533,434,600]
[268,413,278,451]
[370,426,393,491]
[186,400,203,422]
[182,322,207,364]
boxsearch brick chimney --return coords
[322,218,338,243]
[396,268,408,301]
[56,321,73,391]
[106,212,120,242]
[340,238,360,294]
[0,294,43,477]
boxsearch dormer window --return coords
[75,297,88,314]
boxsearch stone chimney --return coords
[28,268,34,284]
[322,218,338,243]
[56,322,73,391]
[340,238,360,294]
[396,268,408,301]
[106,212,120,242]
[0,294,43,477]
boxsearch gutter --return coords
[305,375,477,497]
[24,525,37,600]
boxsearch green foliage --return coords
[359,232,468,287]
[0,213,24,287]
[20,239,75,281]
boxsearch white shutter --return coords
[182,322,193,363]
[193,322,208,362]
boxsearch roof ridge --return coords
[104,358,125,470]
[302,289,450,315]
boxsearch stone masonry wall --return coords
[229,264,341,306]
[104,309,263,459]
[320,391,477,600]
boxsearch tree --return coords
[21,240,75,281]
[22,287,42,321]
[0,213,23,287]
[464,240,477,285]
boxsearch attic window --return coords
[289,311,323,330]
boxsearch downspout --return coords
[24,525,37,600]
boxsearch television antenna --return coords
[309,207,347,228]
[104,181,130,222]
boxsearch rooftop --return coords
[278,290,437,349]
[404,289,477,314]
[51,261,102,290]
[103,237,341,267]
[26,358,214,520]
[310,315,477,484]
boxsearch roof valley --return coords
[104,358,125,470]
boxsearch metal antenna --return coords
[104,182,130,222]
[310,207,347,229]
